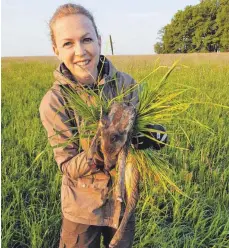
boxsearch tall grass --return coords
[2,55,229,247]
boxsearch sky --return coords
[1,0,200,57]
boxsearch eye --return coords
[83,37,93,43]
[111,134,119,143]
[63,41,72,47]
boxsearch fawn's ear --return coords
[99,107,106,128]
[117,120,130,132]
[100,115,109,128]
[118,106,136,131]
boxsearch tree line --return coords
[154,0,229,53]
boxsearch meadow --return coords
[2,53,229,248]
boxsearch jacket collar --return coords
[53,55,117,90]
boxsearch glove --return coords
[132,124,167,150]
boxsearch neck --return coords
[75,69,98,86]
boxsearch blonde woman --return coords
[40,4,166,247]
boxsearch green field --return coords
[2,54,229,248]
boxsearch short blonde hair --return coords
[49,3,99,46]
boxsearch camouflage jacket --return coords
[39,55,138,228]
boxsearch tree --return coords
[154,0,229,53]
[216,0,229,51]
[154,42,164,54]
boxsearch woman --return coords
[40,4,167,248]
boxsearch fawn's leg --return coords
[109,159,140,248]
[115,146,128,202]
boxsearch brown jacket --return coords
[39,56,138,228]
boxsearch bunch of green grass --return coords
[59,61,195,194]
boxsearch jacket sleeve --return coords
[117,71,139,107]
[39,88,91,179]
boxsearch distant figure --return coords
[39,4,167,248]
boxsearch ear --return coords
[53,45,60,59]
[117,107,136,131]
[99,107,108,127]
[100,115,109,128]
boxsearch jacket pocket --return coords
[61,174,110,219]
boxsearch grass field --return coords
[2,53,229,248]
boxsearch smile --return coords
[74,60,90,66]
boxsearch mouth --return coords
[74,59,91,67]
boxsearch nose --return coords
[74,42,86,56]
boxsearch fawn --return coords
[88,102,140,248]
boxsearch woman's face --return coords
[53,14,101,85]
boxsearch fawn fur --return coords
[88,102,140,248]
